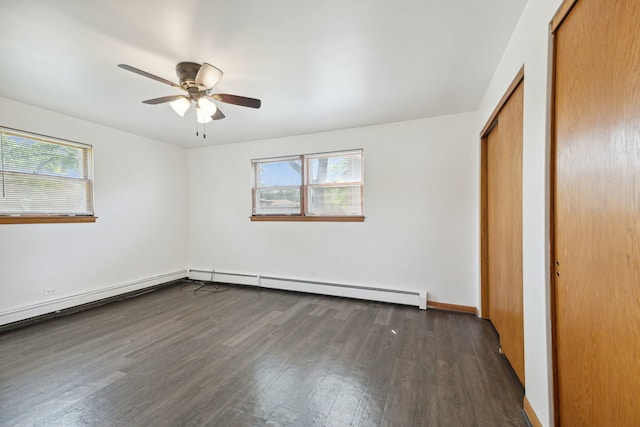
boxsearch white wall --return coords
[477,1,564,425]
[0,97,188,325]
[187,112,479,308]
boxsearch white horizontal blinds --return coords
[306,150,363,216]
[0,128,94,216]
[252,156,302,215]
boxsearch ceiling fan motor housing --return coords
[175,62,203,90]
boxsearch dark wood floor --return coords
[0,282,526,426]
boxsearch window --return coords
[0,127,95,224]
[252,156,302,216]
[251,149,363,221]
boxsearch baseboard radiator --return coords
[0,270,187,327]
[189,269,427,310]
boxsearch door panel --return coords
[487,81,525,385]
[554,0,640,425]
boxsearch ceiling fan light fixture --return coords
[197,97,217,116]
[195,63,223,90]
[169,97,190,117]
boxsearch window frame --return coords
[251,155,304,217]
[251,149,364,222]
[0,126,96,224]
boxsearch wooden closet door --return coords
[553,0,640,425]
[487,81,525,385]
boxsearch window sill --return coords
[251,215,364,222]
[0,216,97,224]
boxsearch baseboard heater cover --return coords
[189,269,427,309]
[0,270,187,326]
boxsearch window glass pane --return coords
[256,159,301,187]
[307,185,361,215]
[309,154,361,184]
[254,188,301,215]
[2,134,85,178]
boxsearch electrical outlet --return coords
[43,288,58,296]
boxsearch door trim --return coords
[480,67,525,138]
[551,0,579,32]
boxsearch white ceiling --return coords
[0,0,526,148]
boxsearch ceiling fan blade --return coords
[211,94,261,109]
[142,95,187,105]
[211,108,225,120]
[118,64,182,89]
[195,63,223,89]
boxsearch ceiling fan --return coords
[118,61,261,136]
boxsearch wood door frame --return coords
[480,66,525,319]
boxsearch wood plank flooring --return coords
[0,282,526,426]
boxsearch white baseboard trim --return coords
[0,270,187,326]
[189,269,427,310]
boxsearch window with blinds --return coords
[0,127,94,218]
[251,149,363,219]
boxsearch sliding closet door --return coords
[485,80,525,385]
[553,0,640,425]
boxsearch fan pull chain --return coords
[194,107,207,139]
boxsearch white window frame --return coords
[251,149,364,222]
[251,155,303,216]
